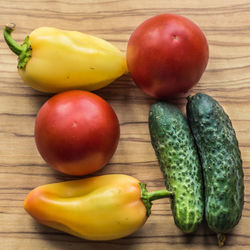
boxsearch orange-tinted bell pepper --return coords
[24,174,171,241]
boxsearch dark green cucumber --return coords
[149,102,204,233]
[186,93,244,246]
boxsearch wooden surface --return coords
[0,0,250,249]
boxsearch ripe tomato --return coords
[126,14,209,98]
[35,90,120,176]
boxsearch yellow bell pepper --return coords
[4,23,127,93]
[24,174,171,241]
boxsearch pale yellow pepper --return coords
[4,24,127,93]
[24,174,171,241]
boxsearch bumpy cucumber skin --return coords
[149,102,204,233]
[186,93,244,234]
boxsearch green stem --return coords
[4,23,23,55]
[139,183,172,217]
[3,23,32,68]
[146,189,173,201]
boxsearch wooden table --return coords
[0,1,249,249]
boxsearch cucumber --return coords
[186,93,244,246]
[149,102,204,233]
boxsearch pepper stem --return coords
[4,23,32,68]
[139,183,172,217]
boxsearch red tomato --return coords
[126,14,209,98]
[35,90,120,176]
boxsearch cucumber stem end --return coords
[217,233,226,248]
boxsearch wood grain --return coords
[0,0,250,249]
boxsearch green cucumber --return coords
[186,93,244,247]
[149,102,204,233]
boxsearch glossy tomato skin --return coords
[35,90,120,176]
[127,14,209,98]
